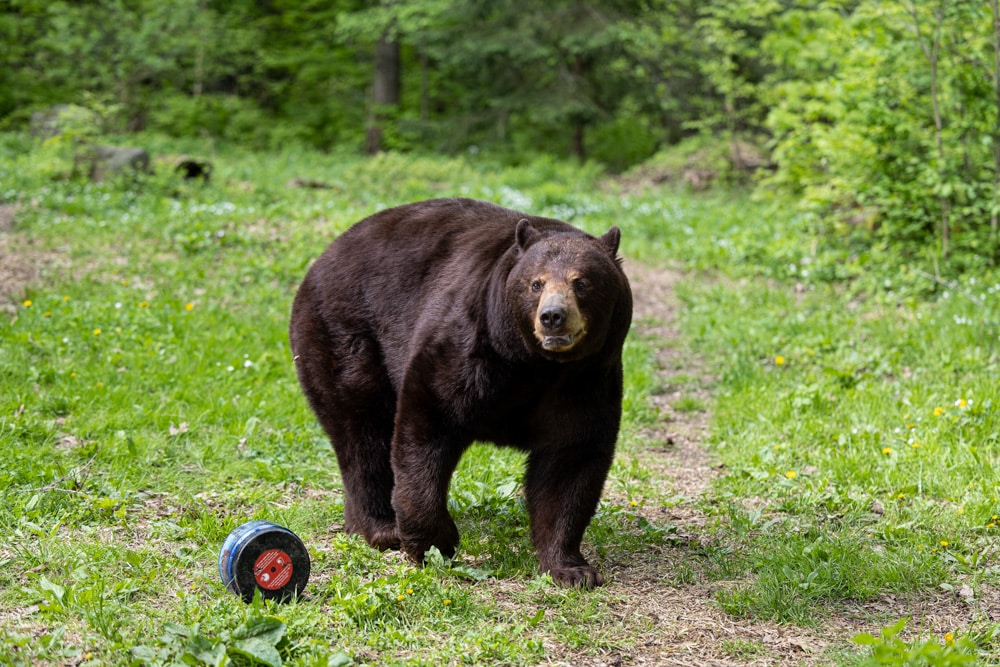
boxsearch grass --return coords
[1,131,999,665]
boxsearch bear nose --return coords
[539,305,567,331]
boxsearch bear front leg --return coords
[524,447,613,588]
[390,422,465,563]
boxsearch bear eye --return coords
[573,278,590,295]
[530,280,543,293]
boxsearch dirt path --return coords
[596,261,991,667]
[602,262,830,666]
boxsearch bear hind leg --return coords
[292,317,400,550]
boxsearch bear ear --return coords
[599,226,621,257]
[515,218,541,252]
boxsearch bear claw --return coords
[546,564,605,589]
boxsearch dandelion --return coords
[775,355,785,366]
[944,632,954,647]
[185,302,195,311]
[882,447,893,455]
[406,589,413,595]
[443,599,451,606]
[785,470,797,479]
[93,328,101,336]
[44,311,51,317]
[139,301,150,308]
[63,295,70,301]
[397,594,405,602]
[988,523,996,529]
[956,398,968,409]
[897,493,906,500]
[911,442,921,449]
[940,540,949,548]
[934,407,944,417]
[629,500,638,507]
[23,299,32,308]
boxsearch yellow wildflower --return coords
[93,328,101,335]
[940,540,949,547]
[23,300,31,308]
[185,302,194,311]
[934,407,944,417]
[944,632,954,647]
[785,470,797,479]
[775,355,785,366]
[882,447,893,455]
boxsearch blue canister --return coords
[219,520,311,603]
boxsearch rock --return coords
[74,145,151,182]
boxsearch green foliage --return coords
[853,619,979,666]
[761,0,1000,267]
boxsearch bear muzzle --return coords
[534,289,586,352]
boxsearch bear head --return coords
[506,218,629,363]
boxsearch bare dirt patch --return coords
[0,205,67,315]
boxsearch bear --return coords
[289,197,632,587]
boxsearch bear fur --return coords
[289,198,632,587]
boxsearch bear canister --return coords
[219,520,310,603]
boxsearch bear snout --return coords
[534,288,586,352]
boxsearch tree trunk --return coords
[905,0,949,258]
[366,34,401,155]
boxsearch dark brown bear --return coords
[289,198,632,587]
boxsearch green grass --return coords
[2,131,999,665]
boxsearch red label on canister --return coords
[253,549,293,590]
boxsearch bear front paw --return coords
[545,563,605,589]
[399,520,460,564]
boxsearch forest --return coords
[3,0,1000,269]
